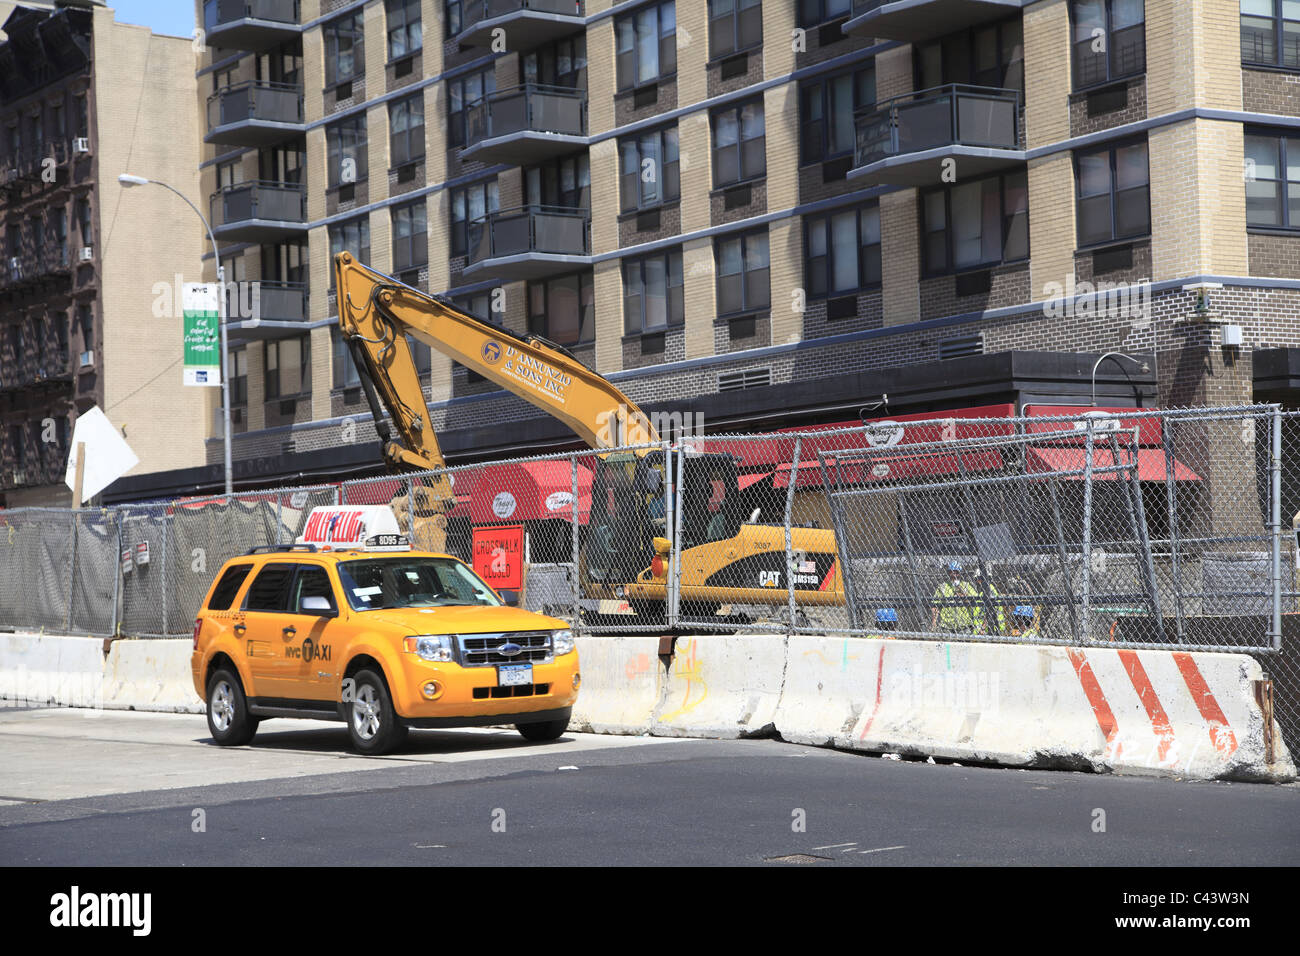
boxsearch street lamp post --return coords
[119,173,233,498]
[1090,351,1151,407]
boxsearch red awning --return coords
[774,450,1005,488]
[469,459,593,524]
[1025,447,1201,481]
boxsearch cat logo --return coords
[759,570,781,588]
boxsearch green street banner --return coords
[183,283,221,387]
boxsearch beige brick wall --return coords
[764,82,798,212]
[93,11,210,476]
[309,226,330,322]
[1027,152,1075,297]
[679,110,712,233]
[424,83,446,185]
[683,237,716,360]
[879,190,919,325]
[763,0,795,80]
[589,137,619,255]
[874,44,913,101]
[1023,0,1069,149]
[421,0,443,75]
[427,190,451,294]
[768,217,802,346]
[1144,0,1241,117]
[676,0,707,107]
[1149,119,1248,281]
[310,326,333,419]
[369,203,392,275]
[306,125,327,221]
[301,0,321,22]
[367,101,389,204]
[245,343,265,431]
[364,0,386,95]
[593,257,622,374]
[587,18,615,136]
[303,22,325,125]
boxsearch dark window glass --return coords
[715,231,770,316]
[1244,130,1300,227]
[1071,0,1145,89]
[804,203,881,297]
[623,249,685,333]
[390,94,425,166]
[446,0,462,37]
[393,200,428,270]
[325,12,365,86]
[528,272,594,345]
[800,66,875,164]
[713,100,765,186]
[447,68,495,148]
[244,563,296,612]
[709,0,762,58]
[922,171,1029,274]
[616,1,677,90]
[265,334,309,399]
[619,124,680,211]
[915,19,1023,91]
[291,566,337,614]
[524,154,590,209]
[208,564,253,610]
[329,217,371,292]
[522,35,588,88]
[449,179,499,256]
[332,329,361,389]
[386,0,423,60]
[1242,0,1300,68]
[1075,139,1149,246]
[797,0,851,29]
[326,114,368,188]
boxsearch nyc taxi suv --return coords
[190,505,581,755]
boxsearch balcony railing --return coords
[846,0,1022,41]
[463,84,587,162]
[467,205,590,269]
[457,0,584,46]
[855,83,1021,169]
[210,181,308,241]
[227,280,308,335]
[206,81,304,145]
[203,0,301,50]
[0,245,72,289]
[0,348,72,391]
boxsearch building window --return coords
[230,347,248,405]
[716,231,770,316]
[1071,0,1145,90]
[453,292,494,322]
[523,36,587,88]
[393,200,428,272]
[78,304,93,352]
[922,171,1028,275]
[445,0,462,37]
[619,124,679,212]
[1245,131,1300,227]
[324,11,365,87]
[798,0,851,28]
[10,424,24,471]
[450,179,499,257]
[265,335,309,400]
[331,330,361,389]
[329,217,370,290]
[447,68,495,148]
[709,0,762,58]
[1075,139,1149,247]
[916,19,1024,92]
[805,203,881,297]
[616,1,676,91]
[326,114,368,188]
[528,272,594,345]
[713,100,765,186]
[525,154,590,210]
[75,96,88,140]
[386,0,422,61]
[390,94,425,166]
[800,66,875,164]
[623,249,684,334]
[1242,0,1300,67]
[76,198,92,245]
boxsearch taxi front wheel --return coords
[206,668,259,747]
[516,719,568,742]
[347,669,408,755]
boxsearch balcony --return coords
[461,84,587,165]
[0,246,72,291]
[2,453,69,491]
[464,204,590,280]
[206,81,304,147]
[203,0,301,52]
[455,0,584,49]
[227,280,309,339]
[210,181,308,243]
[850,84,1023,187]
[844,0,1022,42]
[0,348,72,391]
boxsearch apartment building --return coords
[110,0,1300,500]
[0,0,206,507]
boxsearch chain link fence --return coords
[0,404,1296,751]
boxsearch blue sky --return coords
[110,0,196,39]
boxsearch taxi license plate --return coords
[498,664,532,686]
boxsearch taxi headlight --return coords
[404,634,454,662]
[552,629,575,656]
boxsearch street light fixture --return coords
[119,173,233,498]
[1091,351,1151,407]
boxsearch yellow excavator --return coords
[334,252,843,623]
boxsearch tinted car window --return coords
[208,563,253,611]
[243,563,296,612]
[337,557,503,610]
[291,565,337,613]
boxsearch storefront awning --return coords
[469,459,593,524]
[1025,447,1201,481]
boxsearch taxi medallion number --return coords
[498,664,532,686]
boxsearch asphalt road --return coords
[1,708,1298,866]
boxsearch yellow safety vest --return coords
[933,580,979,631]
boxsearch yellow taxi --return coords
[190,505,581,754]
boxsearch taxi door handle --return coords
[282,625,297,637]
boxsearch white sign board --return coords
[64,406,140,503]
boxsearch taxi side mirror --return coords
[497,589,520,606]
[300,595,337,617]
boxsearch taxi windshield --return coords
[336,557,503,611]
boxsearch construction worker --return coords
[870,608,899,639]
[972,567,1007,635]
[1009,605,1041,638]
[931,562,979,633]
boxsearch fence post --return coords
[570,456,581,635]
[1079,424,1096,643]
[160,511,168,636]
[1162,417,1187,643]
[110,510,123,638]
[1271,404,1283,651]
[783,436,801,635]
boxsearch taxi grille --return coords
[473,683,551,699]
[459,631,552,666]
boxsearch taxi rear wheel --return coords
[516,718,568,742]
[347,669,408,755]
[206,668,258,746]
